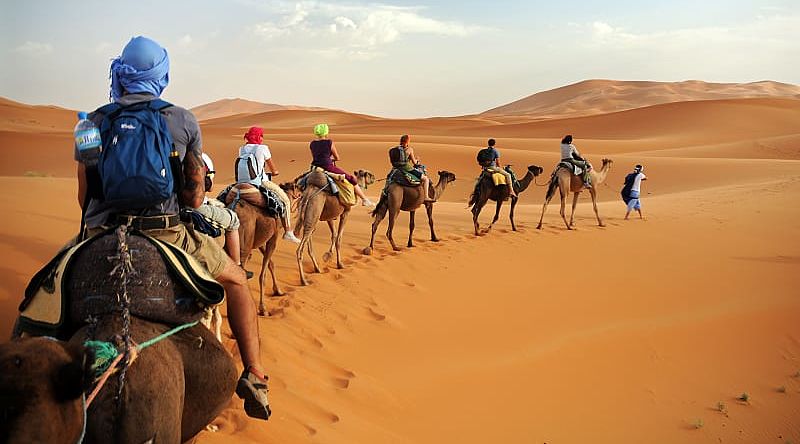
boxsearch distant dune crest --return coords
[481,79,800,118]
[190,98,330,121]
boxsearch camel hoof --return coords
[431,237,439,242]
[599,223,606,227]
[392,246,402,252]
[272,291,286,297]
[258,308,267,317]
[322,252,332,262]
[362,247,372,255]
[407,243,413,248]
[536,224,542,230]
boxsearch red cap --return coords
[244,126,264,144]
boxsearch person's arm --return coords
[571,145,585,161]
[77,163,87,208]
[266,158,279,176]
[407,147,420,165]
[641,173,647,181]
[330,141,341,162]
[181,150,205,209]
[494,149,503,168]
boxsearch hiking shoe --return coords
[236,367,271,420]
[361,198,376,208]
[282,231,301,244]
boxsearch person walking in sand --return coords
[75,36,273,420]
[236,126,301,243]
[309,123,375,207]
[622,164,647,220]
[560,134,592,188]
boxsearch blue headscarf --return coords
[109,36,170,101]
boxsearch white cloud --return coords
[14,41,53,56]
[248,2,484,59]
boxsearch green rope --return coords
[84,320,200,378]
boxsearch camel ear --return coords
[53,344,94,402]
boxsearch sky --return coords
[1,0,798,117]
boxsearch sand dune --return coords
[482,79,800,118]
[1,82,799,443]
[192,98,330,121]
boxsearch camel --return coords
[469,164,544,236]
[5,230,236,443]
[355,169,376,190]
[537,158,613,230]
[293,170,352,286]
[365,170,457,253]
[225,184,286,317]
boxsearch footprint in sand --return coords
[332,377,350,389]
[367,307,386,321]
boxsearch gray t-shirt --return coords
[75,93,203,228]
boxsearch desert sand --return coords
[1,80,798,443]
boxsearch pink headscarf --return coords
[244,126,264,144]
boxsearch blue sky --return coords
[1,0,798,117]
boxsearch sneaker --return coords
[282,231,301,243]
[361,198,376,208]
[236,367,271,420]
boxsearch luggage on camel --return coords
[18,228,224,339]
[91,99,181,209]
[217,183,287,218]
[297,166,357,206]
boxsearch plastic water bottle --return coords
[74,111,102,166]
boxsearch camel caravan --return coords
[2,127,613,443]
[1,36,622,444]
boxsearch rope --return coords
[83,320,199,407]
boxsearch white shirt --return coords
[237,143,272,184]
[631,172,646,192]
[561,143,581,160]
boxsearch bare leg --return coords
[422,176,434,202]
[215,260,263,373]
[225,230,241,266]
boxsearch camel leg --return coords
[323,220,336,262]
[386,204,401,251]
[296,230,314,286]
[261,238,283,298]
[509,197,518,231]
[558,187,571,230]
[425,202,439,242]
[491,199,503,227]
[569,192,579,228]
[307,232,322,273]
[407,210,415,248]
[334,210,348,269]
[471,193,489,236]
[537,194,552,230]
[590,187,605,227]
[367,202,387,252]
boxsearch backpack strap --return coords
[148,99,173,111]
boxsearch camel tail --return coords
[545,172,559,201]
[370,192,389,219]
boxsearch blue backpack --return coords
[96,99,176,209]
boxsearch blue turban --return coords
[109,36,170,101]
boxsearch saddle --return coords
[298,167,356,206]
[218,183,286,218]
[18,228,224,339]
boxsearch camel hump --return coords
[66,232,216,328]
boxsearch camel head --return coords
[355,169,376,185]
[527,165,544,176]
[0,338,94,443]
[437,170,457,184]
[601,158,613,170]
[279,181,302,200]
